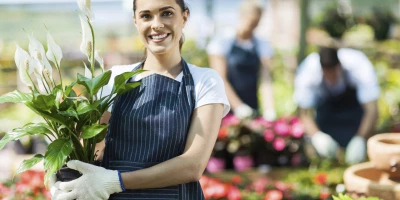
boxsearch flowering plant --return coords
[207,115,305,172]
[0,170,51,200]
[0,0,142,183]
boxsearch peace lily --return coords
[14,44,34,89]
[77,0,94,21]
[0,0,144,185]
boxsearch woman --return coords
[207,0,275,120]
[51,0,230,199]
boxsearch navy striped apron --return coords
[103,59,205,200]
[315,70,364,147]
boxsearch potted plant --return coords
[0,0,142,184]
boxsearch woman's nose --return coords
[151,17,164,30]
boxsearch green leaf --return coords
[116,82,141,96]
[14,154,44,179]
[52,85,63,109]
[112,70,145,94]
[0,90,32,104]
[0,123,52,150]
[77,70,111,96]
[65,82,77,97]
[58,107,79,120]
[81,124,108,139]
[77,100,101,115]
[25,102,71,128]
[32,93,56,112]
[44,139,73,178]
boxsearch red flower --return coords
[274,181,287,192]
[313,172,328,185]
[218,126,229,139]
[264,190,283,200]
[319,190,331,199]
[264,130,275,142]
[227,185,242,200]
[273,138,286,151]
[231,175,242,184]
[252,177,269,193]
[222,114,240,126]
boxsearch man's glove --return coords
[311,131,339,159]
[233,104,255,119]
[345,136,367,165]
[52,160,123,200]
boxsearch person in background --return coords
[294,46,379,165]
[51,0,230,199]
[207,0,276,121]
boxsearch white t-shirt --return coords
[294,48,380,109]
[207,34,274,58]
[101,62,231,117]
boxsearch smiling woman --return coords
[50,0,230,200]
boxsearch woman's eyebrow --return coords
[139,6,175,14]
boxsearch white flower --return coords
[84,62,92,78]
[46,31,63,68]
[14,44,34,88]
[77,0,94,20]
[28,34,53,82]
[79,15,93,59]
[95,50,104,71]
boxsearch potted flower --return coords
[0,0,142,184]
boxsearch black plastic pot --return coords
[56,167,82,182]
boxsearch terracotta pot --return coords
[368,133,400,178]
[344,162,400,200]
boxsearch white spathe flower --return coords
[77,0,94,20]
[79,15,93,59]
[84,62,92,78]
[46,31,63,68]
[14,44,34,87]
[28,34,53,82]
[95,50,104,71]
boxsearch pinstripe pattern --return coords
[103,60,204,200]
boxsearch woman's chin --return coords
[148,46,172,55]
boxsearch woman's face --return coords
[239,10,261,35]
[134,0,188,55]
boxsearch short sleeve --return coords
[344,51,380,103]
[256,38,274,58]
[195,70,230,117]
[206,36,232,57]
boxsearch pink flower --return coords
[290,117,301,124]
[206,157,226,173]
[227,185,242,200]
[252,178,269,193]
[290,122,304,138]
[273,138,286,151]
[263,130,275,142]
[274,181,287,192]
[273,120,290,136]
[233,155,253,172]
[222,114,240,126]
[254,117,273,128]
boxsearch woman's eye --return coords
[140,14,151,19]
[162,11,173,17]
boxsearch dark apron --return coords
[315,71,364,147]
[227,38,261,111]
[103,59,204,200]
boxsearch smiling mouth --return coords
[149,33,171,42]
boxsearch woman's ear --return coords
[182,10,189,26]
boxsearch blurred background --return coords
[0,0,400,199]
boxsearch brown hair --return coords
[133,0,190,51]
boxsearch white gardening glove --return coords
[233,103,255,119]
[263,110,277,121]
[311,131,339,159]
[345,136,367,165]
[53,160,123,200]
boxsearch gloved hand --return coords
[345,136,367,165]
[263,110,277,121]
[233,103,255,119]
[311,131,339,159]
[52,160,123,200]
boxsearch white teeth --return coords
[152,34,168,40]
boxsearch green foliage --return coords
[333,193,380,200]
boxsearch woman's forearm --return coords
[121,154,200,190]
